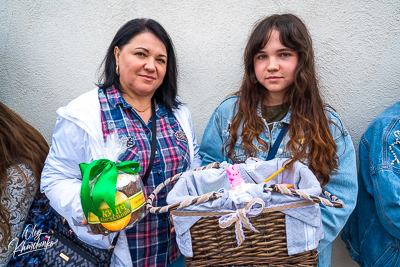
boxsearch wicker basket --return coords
[147,163,344,267]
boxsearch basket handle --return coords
[146,162,222,214]
[268,184,345,208]
[250,157,344,208]
[147,161,345,214]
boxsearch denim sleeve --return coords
[318,124,358,253]
[367,125,400,239]
[199,108,227,166]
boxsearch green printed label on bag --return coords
[129,190,145,212]
[88,190,145,224]
[98,201,131,223]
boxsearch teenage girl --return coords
[199,14,357,266]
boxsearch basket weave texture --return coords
[147,162,344,267]
[181,210,318,267]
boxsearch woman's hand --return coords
[82,216,88,226]
[169,213,175,233]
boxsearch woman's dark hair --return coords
[0,102,49,249]
[98,18,180,112]
[226,14,338,187]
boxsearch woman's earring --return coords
[116,65,120,76]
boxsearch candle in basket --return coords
[226,164,255,194]
[279,183,295,189]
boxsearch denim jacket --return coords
[200,96,358,266]
[342,102,400,267]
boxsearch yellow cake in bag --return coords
[86,171,148,235]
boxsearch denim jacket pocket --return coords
[222,122,246,163]
[281,150,295,159]
[232,155,247,164]
[372,245,399,267]
[362,215,400,267]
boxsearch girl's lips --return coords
[267,77,282,82]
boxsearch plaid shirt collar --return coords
[104,86,168,119]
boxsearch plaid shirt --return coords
[99,87,190,267]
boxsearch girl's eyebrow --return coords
[134,47,167,58]
[257,47,294,53]
[277,48,294,52]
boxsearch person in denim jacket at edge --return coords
[342,102,400,266]
[199,14,358,267]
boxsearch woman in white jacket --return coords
[41,18,201,267]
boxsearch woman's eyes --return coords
[134,52,166,64]
[257,54,267,60]
[134,52,146,57]
[157,58,166,64]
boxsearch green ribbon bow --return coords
[79,159,141,220]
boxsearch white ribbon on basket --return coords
[218,198,265,246]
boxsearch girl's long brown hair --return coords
[0,102,49,250]
[226,14,338,187]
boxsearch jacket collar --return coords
[104,86,168,119]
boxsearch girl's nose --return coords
[267,57,279,72]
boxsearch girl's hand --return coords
[82,216,88,226]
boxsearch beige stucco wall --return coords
[1,1,400,266]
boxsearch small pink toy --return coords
[226,164,245,187]
[226,164,255,194]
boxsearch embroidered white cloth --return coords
[166,158,324,257]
